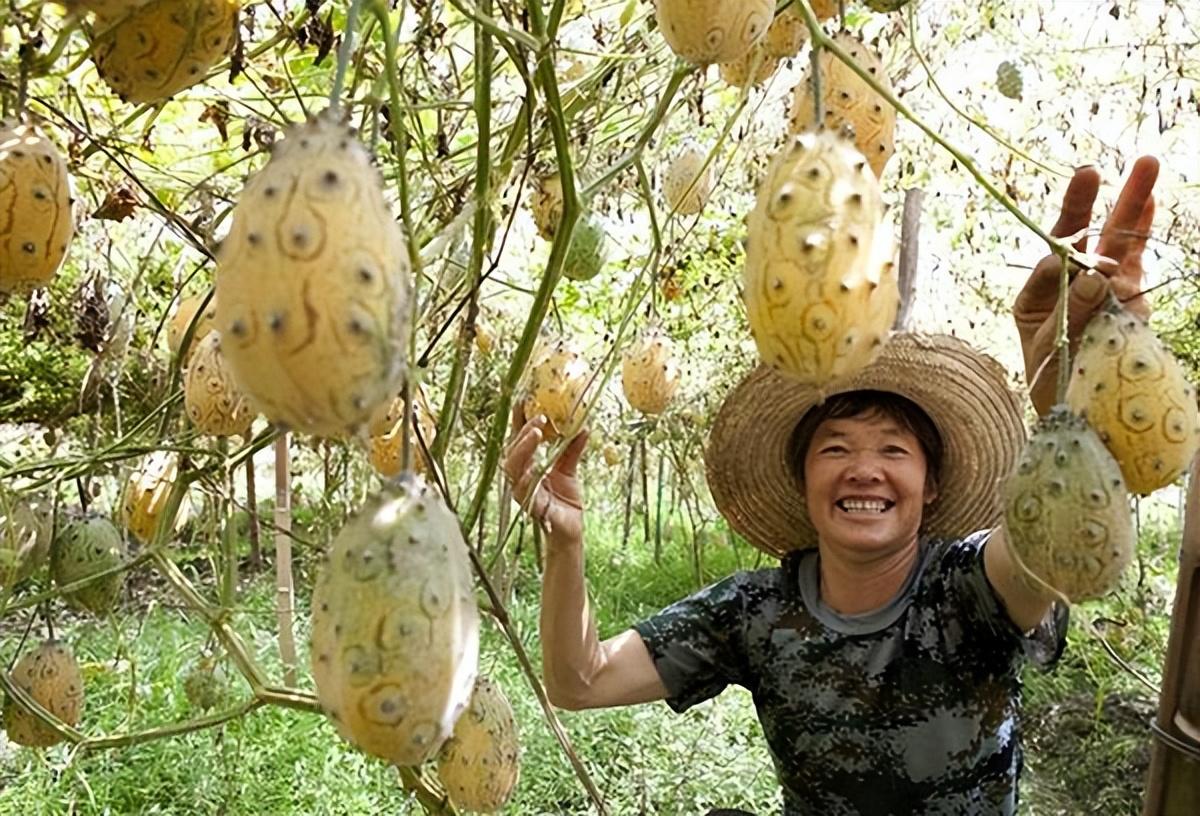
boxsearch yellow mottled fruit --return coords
[622,327,681,415]
[521,340,592,442]
[51,513,125,615]
[764,11,807,59]
[120,451,187,544]
[789,32,896,178]
[2,641,84,748]
[184,332,255,437]
[311,478,479,766]
[1066,300,1200,495]
[473,319,495,355]
[0,121,74,295]
[367,389,438,479]
[803,0,839,20]
[1003,407,1135,603]
[216,112,410,438]
[436,676,520,813]
[663,142,714,216]
[167,294,217,364]
[531,173,563,241]
[655,0,774,64]
[742,129,898,387]
[0,494,52,589]
[90,0,239,104]
[719,45,780,88]
[602,444,622,467]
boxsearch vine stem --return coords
[1055,245,1072,405]
[329,0,367,111]
[792,0,1080,266]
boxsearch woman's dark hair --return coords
[788,390,944,492]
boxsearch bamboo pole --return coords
[274,434,297,687]
[1142,457,1200,814]
[894,188,924,331]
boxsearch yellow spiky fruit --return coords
[310,478,479,766]
[764,11,807,59]
[654,0,774,65]
[663,142,714,216]
[120,451,187,544]
[531,173,563,241]
[621,327,681,415]
[1066,299,1200,495]
[167,294,217,364]
[2,641,84,748]
[436,676,521,813]
[1003,406,1135,603]
[0,494,52,589]
[90,0,239,104]
[788,31,896,178]
[215,111,410,438]
[742,129,898,387]
[184,332,255,437]
[367,389,438,478]
[802,0,839,21]
[521,340,591,442]
[0,120,74,295]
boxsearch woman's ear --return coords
[923,478,939,505]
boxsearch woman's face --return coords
[802,411,936,559]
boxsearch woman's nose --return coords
[844,454,884,481]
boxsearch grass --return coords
[0,510,1175,815]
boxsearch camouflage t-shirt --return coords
[632,531,1068,816]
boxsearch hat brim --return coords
[705,333,1026,558]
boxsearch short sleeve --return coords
[931,531,1068,671]
[632,573,751,713]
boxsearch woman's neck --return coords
[817,540,920,615]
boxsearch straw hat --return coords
[705,333,1026,558]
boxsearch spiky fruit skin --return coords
[663,143,713,216]
[310,478,479,766]
[654,0,774,65]
[167,294,217,364]
[531,174,563,241]
[789,32,896,178]
[2,641,84,748]
[1066,302,1200,495]
[120,451,185,544]
[90,0,239,104]
[719,45,780,89]
[802,0,839,20]
[1003,407,1134,603]
[367,390,438,479]
[996,60,1023,100]
[436,676,520,813]
[215,112,411,438]
[764,11,807,59]
[0,121,74,295]
[184,332,255,437]
[0,495,52,589]
[51,513,125,615]
[521,341,591,442]
[622,328,681,415]
[563,214,608,282]
[742,129,898,387]
[183,657,227,711]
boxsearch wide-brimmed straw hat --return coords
[705,333,1026,558]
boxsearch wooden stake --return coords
[894,187,924,331]
[274,433,297,686]
[1142,458,1200,813]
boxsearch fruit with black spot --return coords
[622,326,681,415]
[3,640,84,747]
[742,128,897,387]
[0,120,74,295]
[215,111,410,438]
[310,477,479,766]
[0,494,52,589]
[1003,406,1135,603]
[654,0,774,65]
[51,512,125,615]
[436,676,520,813]
[521,340,592,441]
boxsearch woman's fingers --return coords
[1050,165,1102,246]
[1094,156,1159,264]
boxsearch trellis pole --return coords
[1142,456,1200,814]
[274,434,297,686]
